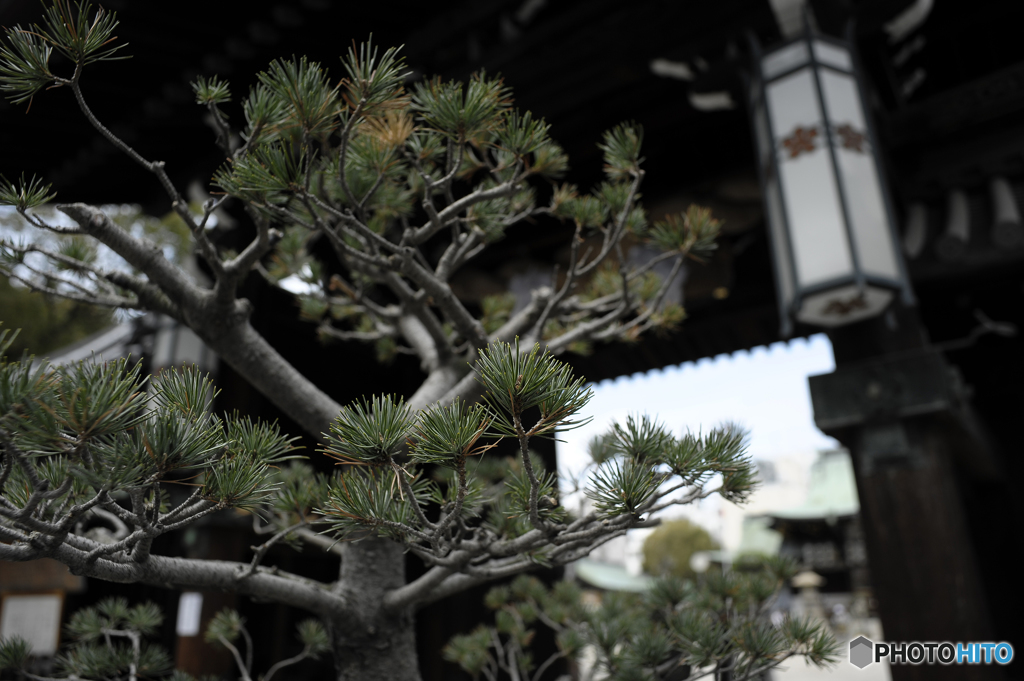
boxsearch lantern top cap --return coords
[750,5,855,79]
[757,31,854,81]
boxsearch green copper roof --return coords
[737,516,784,556]
[574,559,654,592]
[770,450,859,521]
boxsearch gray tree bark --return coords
[331,539,421,681]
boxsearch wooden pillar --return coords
[809,306,1002,680]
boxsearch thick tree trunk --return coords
[330,613,420,681]
[330,538,421,681]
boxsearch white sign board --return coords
[175,592,204,637]
[0,594,63,655]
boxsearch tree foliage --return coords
[0,277,112,356]
[0,598,329,681]
[445,557,837,681]
[642,518,720,580]
[0,328,300,568]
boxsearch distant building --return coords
[767,450,868,598]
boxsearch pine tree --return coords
[0,4,837,680]
[642,518,719,580]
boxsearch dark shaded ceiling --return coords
[0,0,776,207]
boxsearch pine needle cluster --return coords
[0,327,300,566]
[446,558,838,681]
[0,598,329,681]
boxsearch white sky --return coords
[557,333,840,539]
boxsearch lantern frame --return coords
[747,23,914,336]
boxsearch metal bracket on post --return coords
[811,346,1003,477]
[808,349,967,471]
[808,347,1002,477]
[809,349,959,427]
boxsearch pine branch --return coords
[434,227,481,282]
[43,543,348,617]
[316,217,392,270]
[396,314,446,372]
[293,526,344,556]
[237,520,307,580]
[574,171,644,278]
[57,204,201,310]
[411,181,522,244]
[102,270,180,318]
[203,100,237,158]
[511,410,546,532]
[217,634,252,681]
[382,565,454,612]
[382,271,455,367]
[0,260,142,311]
[316,321,392,343]
[397,254,488,349]
[430,456,468,542]
[67,79,213,255]
[77,507,130,541]
[157,502,225,532]
[335,99,365,210]
[605,255,686,340]
[531,650,565,681]
[305,192,403,256]
[262,646,314,681]
[0,523,33,545]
